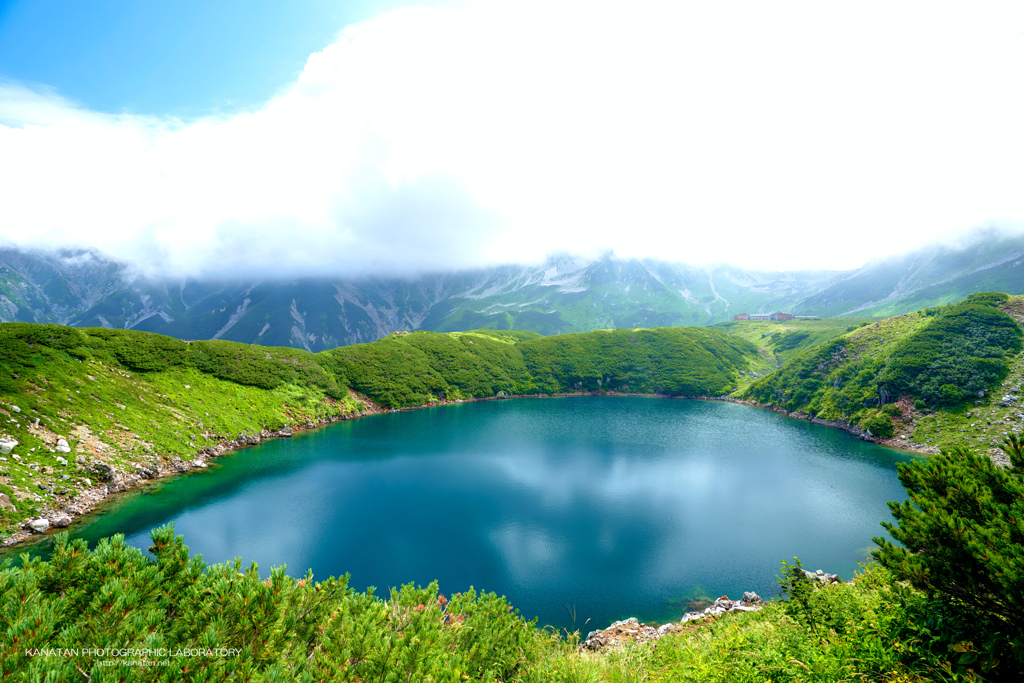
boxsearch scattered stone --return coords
[583,591,766,652]
[803,569,842,585]
[56,438,71,454]
[10,405,20,413]
[583,617,659,651]
[56,456,67,466]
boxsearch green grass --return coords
[713,317,879,392]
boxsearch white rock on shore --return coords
[583,591,764,651]
[27,518,49,533]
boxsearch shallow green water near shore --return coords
[13,397,916,631]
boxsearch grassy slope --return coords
[713,317,879,392]
[742,294,1024,454]
[0,325,363,535]
[0,324,759,538]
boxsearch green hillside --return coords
[0,324,758,538]
[742,293,1024,452]
[712,316,880,390]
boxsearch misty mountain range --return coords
[1,230,1022,352]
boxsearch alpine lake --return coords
[10,397,917,632]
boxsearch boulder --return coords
[91,462,116,481]
[27,518,49,533]
[50,511,72,528]
[56,438,71,454]
[50,512,72,528]
[10,405,20,413]
[582,617,659,651]
[803,569,842,585]
[136,465,160,479]
[0,438,17,455]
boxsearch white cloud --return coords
[2,0,1024,277]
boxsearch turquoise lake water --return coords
[11,397,917,631]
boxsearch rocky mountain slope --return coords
[2,229,1022,351]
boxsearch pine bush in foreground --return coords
[0,526,541,682]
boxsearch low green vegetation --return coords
[518,327,754,396]
[1,527,1007,681]
[714,316,879,382]
[325,326,758,407]
[743,294,1024,449]
[874,439,1024,680]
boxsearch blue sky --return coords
[1,1,1023,278]
[0,0,447,115]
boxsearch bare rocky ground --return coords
[581,570,844,652]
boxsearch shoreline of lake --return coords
[2,389,925,550]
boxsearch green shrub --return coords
[861,413,894,437]
[875,446,1024,679]
[0,527,546,682]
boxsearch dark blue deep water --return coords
[11,397,917,631]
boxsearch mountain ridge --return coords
[3,229,1023,350]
